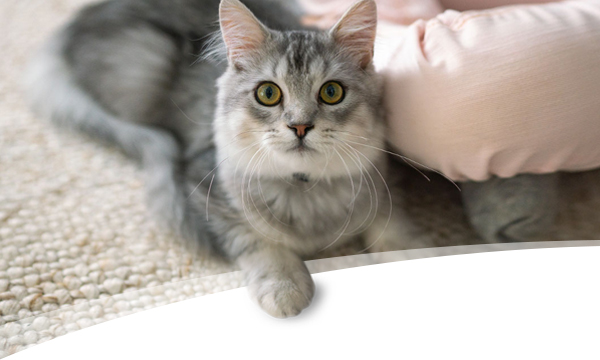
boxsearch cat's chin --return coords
[264,146,326,176]
[285,143,316,154]
[266,140,321,158]
[265,144,366,181]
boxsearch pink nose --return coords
[288,124,314,138]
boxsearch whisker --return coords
[345,139,431,181]
[170,98,212,125]
[333,130,433,182]
[345,139,461,191]
[233,139,266,190]
[241,148,269,237]
[258,150,290,227]
[337,144,366,219]
[343,142,394,254]
[342,148,364,211]
[320,147,356,251]
[239,147,281,242]
[221,129,270,152]
[337,143,377,235]
[247,149,287,235]
[353,158,380,233]
[188,140,261,200]
[347,146,381,233]
[205,174,215,221]
[333,130,371,141]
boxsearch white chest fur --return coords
[225,170,382,254]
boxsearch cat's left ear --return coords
[219,0,269,68]
[329,0,378,68]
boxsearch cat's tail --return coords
[24,31,220,258]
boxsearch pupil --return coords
[327,85,335,98]
[265,86,273,99]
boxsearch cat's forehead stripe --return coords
[280,32,327,75]
[288,37,310,74]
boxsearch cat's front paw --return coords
[248,270,315,319]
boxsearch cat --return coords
[25,0,425,318]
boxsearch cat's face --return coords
[214,0,384,180]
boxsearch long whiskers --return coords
[205,174,215,221]
[245,149,288,236]
[239,147,282,242]
[344,139,461,191]
[320,147,357,251]
[231,134,271,190]
[333,131,433,182]
[334,139,394,253]
[334,130,370,141]
[348,144,393,254]
[258,150,290,227]
[337,143,378,236]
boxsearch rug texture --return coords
[2,0,600,358]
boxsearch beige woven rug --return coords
[2,0,600,358]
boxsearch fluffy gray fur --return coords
[26,0,424,317]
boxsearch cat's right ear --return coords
[329,0,378,69]
[219,0,269,68]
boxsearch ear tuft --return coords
[219,0,268,67]
[329,0,378,68]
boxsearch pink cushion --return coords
[376,0,600,181]
[298,0,443,27]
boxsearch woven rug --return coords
[2,0,600,358]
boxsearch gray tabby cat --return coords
[26,0,422,318]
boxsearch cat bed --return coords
[377,0,600,181]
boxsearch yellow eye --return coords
[255,82,282,106]
[319,81,344,105]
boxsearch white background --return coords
[11,246,600,359]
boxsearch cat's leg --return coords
[461,173,559,243]
[363,209,437,252]
[234,243,314,318]
[363,165,437,252]
[239,246,314,318]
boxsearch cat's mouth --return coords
[287,142,314,153]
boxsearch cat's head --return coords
[213,0,384,181]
